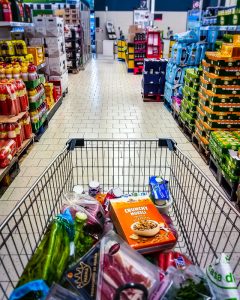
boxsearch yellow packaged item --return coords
[0,41,15,56]
[27,47,44,66]
[24,54,34,63]
[5,64,13,79]
[13,40,28,56]
[12,63,21,79]
[0,65,5,79]
[233,35,240,46]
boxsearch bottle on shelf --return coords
[28,63,37,81]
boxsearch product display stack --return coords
[195,37,240,154]
[29,16,68,98]
[164,30,206,108]
[117,40,127,61]
[65,24,83,72]
[179,67,203,133]
[134,33,147,75]
[209,131,240,200]
[0,79,33,169]
[125,42,134,72]
[142,59,168,102]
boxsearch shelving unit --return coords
[146,31,162,59]
[0,22,34,27]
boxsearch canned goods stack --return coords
[209,131,240,184]
[180,67,202,132]
[195,35,240,149]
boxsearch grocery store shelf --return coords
[0,135,34,182]
[200,25,240,31]
[0,22,34,27]
[17,134,35,157]
[0,156,18,182]
[47,96,63,122]
[0,112,27,124]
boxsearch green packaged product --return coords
[17,210,74,288]
[184,86,198,98]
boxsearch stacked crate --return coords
[117,40,127,61]
[142,59,167,101]
[126,43,134,72]
[195,43,240,149]
[209,131,240,184]
[180,68,202,132]
[209,131,240,201]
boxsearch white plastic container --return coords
[155,195,173,215]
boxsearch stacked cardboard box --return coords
[26,16,68,97]
[180,68,202,132]
[195,38,240,148]
[64,8,80,25]
[128,25,145,43]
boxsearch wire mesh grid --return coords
[0,139,239,299]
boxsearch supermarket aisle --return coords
[0,58,216,220]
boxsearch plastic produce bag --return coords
[206,253,240,300]
[61,192,105,238]
[63,231,163,300]
[10,280,49,300]
[161,265,214,300]
[17,209,74,288]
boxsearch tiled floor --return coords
[0,57,218,221]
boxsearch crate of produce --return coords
[184,76,200,90]
[206,118,240,129]
[1,138,240,300]
[200,88,240,104]
[184,68,202,82]
[204,106,240,121]
[205,56,240,67]
[181,99,197,115]
[182,85,198,98]
[202,59,240,77]
[203,71,240,86]
[211,85,240,95]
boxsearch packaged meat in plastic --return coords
[61,192,105,237]
[160,265,214,300]
[206,253,240,300]
[63,231,163,300]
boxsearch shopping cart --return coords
[0,138,239,299]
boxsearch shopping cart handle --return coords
[158,138,176,151]
[67,139,85,150]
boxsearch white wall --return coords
[95,10,187,53]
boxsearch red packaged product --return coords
[1,0,12,22]
[157,251,192,272]
[6,82,18,116]
[23,113,32,139]
[0,124,8,139]
[19,118,25,141]
[0,84,8,115]
[0,139,17,160]
[15,122,22,148]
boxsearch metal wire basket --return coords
[0,138,239,299]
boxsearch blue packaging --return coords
[173,30,199,44]
[149,176,170,204]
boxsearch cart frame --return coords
[0,138,239,299]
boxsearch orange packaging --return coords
[110,196,176,254]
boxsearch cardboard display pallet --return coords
[164,98,172,112]
[178,118,194,142]
[142,94,162,102]
[209,155,239,202]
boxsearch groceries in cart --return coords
[10,178,239,300]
